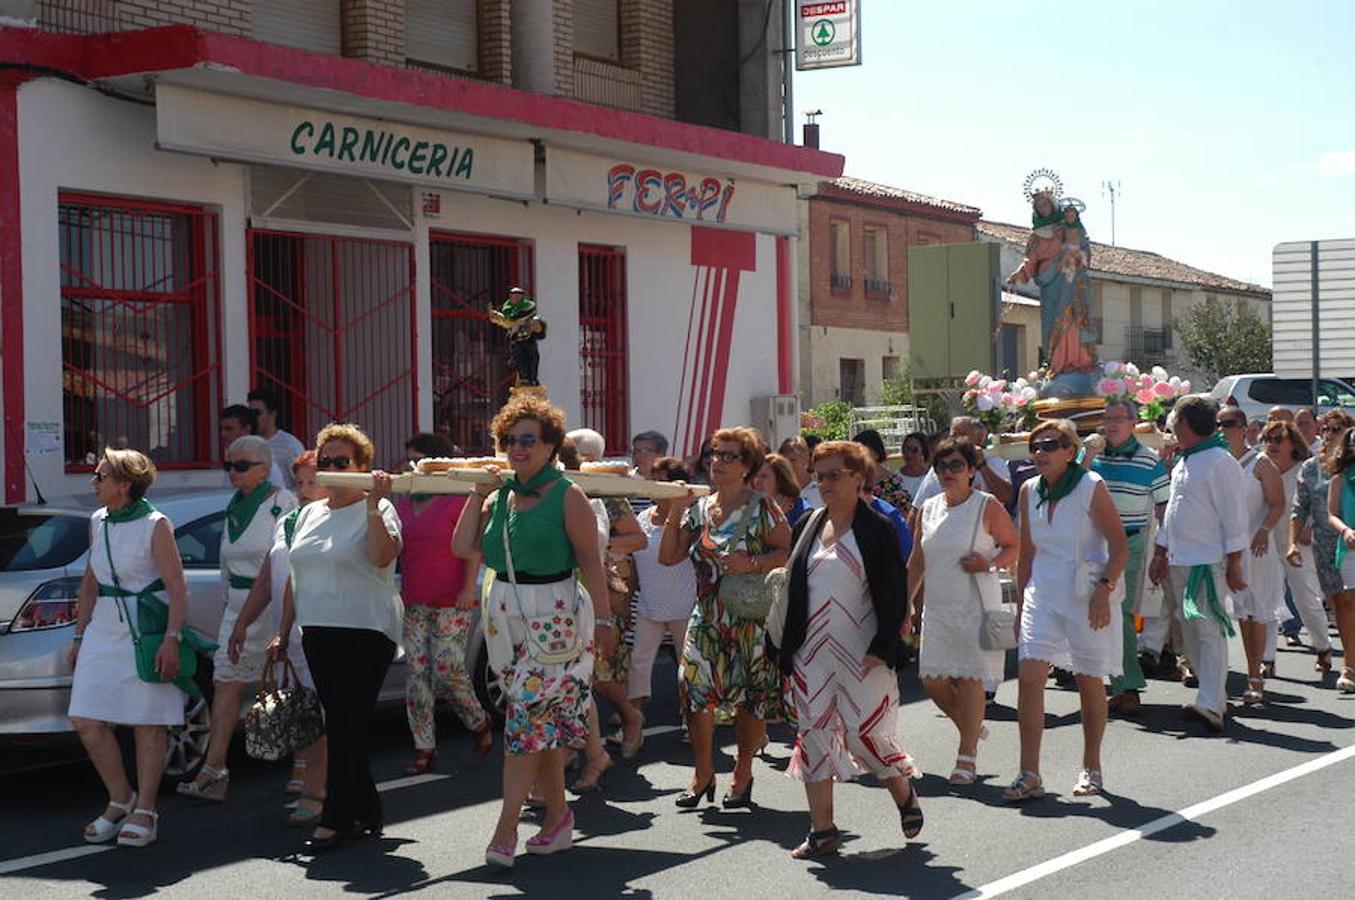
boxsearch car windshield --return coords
[0,510,89,572]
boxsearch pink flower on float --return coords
[979,375,993,390]
[1097,378,1120,396]
[992,379,1008,391]
[1181,380,1192,393]
[963,390,977,402]
[1154,381,1176,398]
[1002,392,1019,408]
[965,370,982,387]
[1136,388,1157,405]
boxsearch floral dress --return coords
[680,491,788,722]
[871,469,912,511]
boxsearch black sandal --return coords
[791,827,841,859]
[899,784,924,839]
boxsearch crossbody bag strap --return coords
[966,496,990,614]
[498,491,524,609]
[788,507,826,570]
[103,518,139,641]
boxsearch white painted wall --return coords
[801,326,910,408]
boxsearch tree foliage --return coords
[800,401,853,441]
[1176,298,1272,384]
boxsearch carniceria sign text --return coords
[289,120,476,180]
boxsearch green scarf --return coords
[226,481,274,543]
[1178,431,1228,462]
[1032,208,1063,229]
[1103,435,1141,459]
[106,497,155,523]
[507,465,563,498]
[1036,463,1085,509]
[410,493,435,503]
[1182,564,1236,637]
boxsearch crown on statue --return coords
[1023,168,1064,202]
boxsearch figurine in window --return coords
[491,287,547,388]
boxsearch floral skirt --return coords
[680,589,788,723]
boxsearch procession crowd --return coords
[63,388,1355,865]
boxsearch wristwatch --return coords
[1097,577,1115,590]
[164,628,182,641]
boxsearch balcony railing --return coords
[574,56,643,112]
[1128,327,1169,362]
[865,278,891,297]
[37,0,121,34]
[830,273,853,292]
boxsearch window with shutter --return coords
[253,0,342,55]
[574,0,620,62]
[406,0,479,73]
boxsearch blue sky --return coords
[792,0,1355,286]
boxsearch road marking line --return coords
[642,724,680,738]
[0,845,112,875]
[959,742,1355,899]
[376,772,449,792]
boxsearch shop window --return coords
[579,245,629,453]
[839,358,865,406]
[575,0,621,61]
[252,0,342,54]
[58,193,222,470]
[830,219,851,292]
[864,225,890,297]
[406,0,479,73]
[249,231,415,467]
[428,233,534,453]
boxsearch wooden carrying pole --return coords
[315,469,711,500]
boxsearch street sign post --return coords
[794,0,861,71]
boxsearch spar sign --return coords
[795,0,861,71]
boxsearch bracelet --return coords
[72,633,83,642]
[595,620,614,629]
[164,628,181,641]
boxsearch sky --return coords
[791,0,1355,286]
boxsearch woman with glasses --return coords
[771,441,918,858]
[287,424,402,854]
[1265,422,1330,676]
[1218,410,1285,704]
[180,435,297,803]
[1005,420,1127,800]
[909,438,1018,784]
[68,449,198,848]
[1324,424,1355,693]
[451,394,612,867]
[659,427,791,810]
[897,432,932,505]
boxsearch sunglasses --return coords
[934,458,968,474]
[221,460,262,473]
[1263,435,1287,444]
[91,471,109,482]
[813,467,855,483]
[1029,437,1067,454]
[1323,425,1347,435]
[711,450,743,464]
[501,434,539,449]
[1218,419,1245,429]
[317,455,352,470]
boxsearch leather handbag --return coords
[765,508,826,649]
[245,657,325,761]
[965,498,1017,651]
[714,497,779,621]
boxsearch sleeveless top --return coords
[481,477,578,575]
[1240,451,1268,533]
[220,487,297,597]
[1026,471,1108,608]
[91,508,168,597]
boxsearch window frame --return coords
[829,217,852,294]
[862,222,890,298]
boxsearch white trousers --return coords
[1170,564,1230,715]
[1281,554,1333,652]
[626,615,689,701]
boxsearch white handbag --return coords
[765,508,826,650]
[966,498,1017,652]
[1074,480,1126,609]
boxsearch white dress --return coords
[69,509,185,726]
[1021,472,1123,678]
[1233,453,1282,623]
[213,487,297,683]
[266,510,315,690]
[918,491,1005,683]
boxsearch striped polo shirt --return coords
[1091,441,1170,533]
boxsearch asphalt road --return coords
[3,634,1354,899]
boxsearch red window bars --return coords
[248,230,416,468]
[578,244,628,453]
[429,232,534,453]
[58,193,223,471]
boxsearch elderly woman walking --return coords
[909,438,1018,784]
[179,435,296,803]
[452,395,612,867]
[772,440,919,858]
[660,426,790,809]
[288,424,403,854]
[1006,420,1128,800]
[69,449,207,847]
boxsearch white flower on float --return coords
[976,393,996,412]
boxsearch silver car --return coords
[0,489,499,775]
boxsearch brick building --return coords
[0,1,843,502]
[799,176,981,407]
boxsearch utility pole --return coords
[782,0,795,144]
[1101,180,1121,246]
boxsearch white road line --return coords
[959,742,1355,899]
[375,772,450,792]
[0,845,113,876]
[641,724,680,738]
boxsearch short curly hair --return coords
[710,426,765,482]
[101,448,157,500]
[314,422,376,469]
[810,440,871,480]
[491,393,567,458]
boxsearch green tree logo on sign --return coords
[812,19,836,46]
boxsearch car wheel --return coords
[471,637,506,728]
[164,691,212,778]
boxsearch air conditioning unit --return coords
[750,394,801,449]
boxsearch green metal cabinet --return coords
[907,241,999,379]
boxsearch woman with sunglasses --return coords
[660,426,791,810]
[287,423,402,853]
[909,437,1018,784]
[1217,410,1285,705]
[771,440,917,858]
[1265,422,1331,676]
[1324,425,1355,693]
[180,435,297,803]
[451,394,612,867]
[1006,419,1127,800]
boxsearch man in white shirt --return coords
[220,404,287,488]
[1148,396,1249,732]
[248,388,306,490]
[910,416,1014,510]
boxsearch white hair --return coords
[566,428,606,461]
[227,434,272,463]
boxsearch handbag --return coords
[501,499,581,665]
[245,657,325,761]
[765,508,826,649]
[965,497,1018,652]
[714,496,779,621]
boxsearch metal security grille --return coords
[578,245,628,453]
[429,232,534,453]
[58,193,222,470]
[248,231,416,467]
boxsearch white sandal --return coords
[1002,770,1045,802]
[286,759,307,794]
[84,794,135,844]
[177,764,229,802]
[949,754,978,784]
[116,808,159,848]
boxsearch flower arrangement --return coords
[1095,362,1191,423]
[963,370,1040,434]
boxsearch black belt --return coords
[494,570,573,585]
